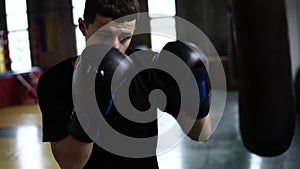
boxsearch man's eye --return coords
[119,36,132,42]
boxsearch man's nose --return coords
[112,36,120,49]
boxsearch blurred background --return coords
[0,0,299,169]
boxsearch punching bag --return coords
[232,0,296,156]
[294,68,300,114]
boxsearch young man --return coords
[37,0,211,168]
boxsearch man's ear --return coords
[78,18,86,36]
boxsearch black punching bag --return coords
[294,68,300,114]
[232,0,296,156]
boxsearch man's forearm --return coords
[188,114,211,141]
[177,113,211,142]
[51,135,93,169]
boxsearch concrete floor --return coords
[0,91,299,169]
[158,92,300,169]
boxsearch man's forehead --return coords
[101,20,136,33]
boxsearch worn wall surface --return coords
[27,0,76,69]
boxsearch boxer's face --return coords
[79,15,136,53]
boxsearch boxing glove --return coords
[95,47,136,116]
[70,47,135,142]
[159,40,211,119]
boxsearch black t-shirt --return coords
[37,52,209,168]
[37,56,167,169]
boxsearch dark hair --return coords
[83,0,140,27]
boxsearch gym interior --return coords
[0,0,300,168]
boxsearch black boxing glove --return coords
[160,40,211,119]
[69,109,93,143]
[95,47,136,116]
[70,47,135,142]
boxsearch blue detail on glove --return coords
[104,78,128,116]
[194,67,207,104]
[105,96,114,116]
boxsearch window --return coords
[148,0,177,51]
[148,0,176,17]
[72,0,177,53]
[72,0,86,55]
[5,0,31,71]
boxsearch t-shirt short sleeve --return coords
[37,58,75,142]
